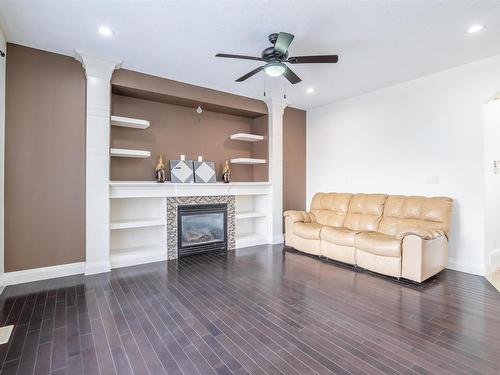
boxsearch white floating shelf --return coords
[110,245,166,269]
[111,115,150,129]
[230,133,264,142]
[110,218,166,230]
[231,158,266,165]
[235,211,267,220]
[110,148,151,158]
[235,233,267,249]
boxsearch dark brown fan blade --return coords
[287,55,339,64]
[283,67,301,84]
[274,32,294,55]
[236,66,264,82]
[216,53,263,61]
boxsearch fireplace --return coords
[177,203,227,257]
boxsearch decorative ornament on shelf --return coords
[222,160,231,183]
[170,156,195,183]
[155,154,166,183]
[194,158,216,183]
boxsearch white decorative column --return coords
[75,52,121,275]
[266,99,287,244]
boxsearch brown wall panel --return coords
[5,44,86,271]
[283,107,306,211]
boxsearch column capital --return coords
[74,51,121,80]
[265,98,287,115]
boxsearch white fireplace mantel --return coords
[110,181,271,198]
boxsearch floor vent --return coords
[0,325,14,345]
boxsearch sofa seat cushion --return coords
[321,226,357,247]
[293,223,323,240]
[355,232,402,257]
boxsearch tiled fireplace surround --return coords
[166,195,236,260]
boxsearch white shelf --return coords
[236,211,267,220]
[111,115,150,129]
[110,148,151,158]
[231,158,266,165]
[230,133,264,142]
[110,218,166,230]
[110,245,166,269]
[235,233,267,249]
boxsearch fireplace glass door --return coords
[181,212,224,247]
[177,204,227,256]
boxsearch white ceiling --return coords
[1,1,500,110]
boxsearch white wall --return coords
[0,27,5,280]
[484,96,500,275]
[307,54,500,276]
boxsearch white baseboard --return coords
[489,248,500,270]
[272,234,284,245]
[2,262,85,288]
[447,257,485,276]
[85,260,111,275]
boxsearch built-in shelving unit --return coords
[236,211,266,219]
[110,148,151,158]
[235,233,267,249]
[111,115,150,129]
[234,194,269,248]
[110,218,166,230]
[110,197,167,269]
[110,245,166,269]
[231,158,266,165]
[230,133,264,142]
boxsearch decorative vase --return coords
[155,154,166,183]
[222,160,231,183]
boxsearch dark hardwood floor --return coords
[0,245,499,375]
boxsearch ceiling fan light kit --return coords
[216,31,338,84]
[264,62,286,77]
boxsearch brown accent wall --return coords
[283,107,306,211]
[110,95,269,182]
[5,44,85,272]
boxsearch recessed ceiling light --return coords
[306,87,314,94]
[467,24,484,34]
[98,26,113,36]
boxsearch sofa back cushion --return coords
[310,192,353,227]
[378,195,453,237]
[344,194,388,231]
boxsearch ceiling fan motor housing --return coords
[261,46,288,62]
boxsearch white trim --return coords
[235,233,267,249]
[110,148,151,158]
[1,262,85,287]
[272,234,284,245]
[85,260,112,276]
[110,245,166,269]
[111,115,150,129]
[230,133,264,142]
[489,248,500,270]
[109,181,272,198]
[447,257,485,276]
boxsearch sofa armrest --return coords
[283,210,316,223]
[401,234,448,282]
[396,229,445,241]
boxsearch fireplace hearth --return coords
[177,203,227,257]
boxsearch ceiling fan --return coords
[215,32,338,85]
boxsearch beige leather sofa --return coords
[284,193,453,282]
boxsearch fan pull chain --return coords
[263,75,266,97]
[283,79,287,100]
